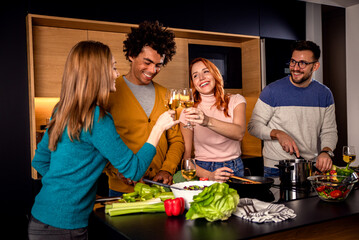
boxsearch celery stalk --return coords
[108,202,165,216]
[110,198,161,209]
[106,198,165,216]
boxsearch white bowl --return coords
[171,181,217,209]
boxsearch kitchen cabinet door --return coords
[33,26,87,97]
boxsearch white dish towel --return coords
[233,198,296,223]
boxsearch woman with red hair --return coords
[180,57,247,182]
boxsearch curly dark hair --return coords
[123,21,176,66]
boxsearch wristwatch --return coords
[320,150,334,158]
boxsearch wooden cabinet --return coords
[27,14,262,178]
[33,26,87,97]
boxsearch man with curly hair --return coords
[104,21,184,196]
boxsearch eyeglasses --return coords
[289,59,317,69]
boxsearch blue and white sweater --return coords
[248,76,338,168]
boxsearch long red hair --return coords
[189,57,231,117]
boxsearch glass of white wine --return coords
[165,89,180,118]
[180,88,195,128]
[343,146,356,167]
[181,158,196,180]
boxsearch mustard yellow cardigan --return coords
[104,76,184,193]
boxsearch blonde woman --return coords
[28,41,178,240]
[180,57,246,182]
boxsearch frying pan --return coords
[227,176,274,194]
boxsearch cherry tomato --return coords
[330,190,343,198]
[316,186,326,192]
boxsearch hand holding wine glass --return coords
[181,158,196,180]
[343,146,356,168]
[165,89,180,119]
[180,88,194,128]
[165,89,180,109]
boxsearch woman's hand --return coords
[208,167,234,183]
[183,107,209,126]
[156,110,180,131]
[147,110,179,147]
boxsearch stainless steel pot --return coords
[275,159,314,185]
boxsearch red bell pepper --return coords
[164,197,185,216]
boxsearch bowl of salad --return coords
[307,174,358,202]
[171,180,216,209]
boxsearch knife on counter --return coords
[95,196,123,202]
[142,178,183,190]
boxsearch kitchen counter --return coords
[90,188,359,240]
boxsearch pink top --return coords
[180,93,246,162]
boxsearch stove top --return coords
[232,177,319,203]
[270,177,317,202]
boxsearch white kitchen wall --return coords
[346,4,359,166]
[306,3,323,83]
[306,2,359,166]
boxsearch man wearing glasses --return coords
[248,40,337,177]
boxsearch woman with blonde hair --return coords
[28,41,178,240]
[180,57,246,182]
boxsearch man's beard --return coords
[290,66,313,85]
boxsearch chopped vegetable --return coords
[157,192,176,201]
[330,190,343,198]
[316,186,325,192]
[122,182,173,202]
[316,185,351,201]
[183,185,208,190]
[336,166,354,176]
[186,182,239,222]
[106,198,165,216]
[164,198,185,216]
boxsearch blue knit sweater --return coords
[31,106,156,229]
[248,76,337,168]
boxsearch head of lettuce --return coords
[185,182,240,222]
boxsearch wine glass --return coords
[165,89,180,118]
[180,88,194,128]
[181,158,196,180]
[343,146,356,167]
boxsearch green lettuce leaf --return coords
[185,183,239,222]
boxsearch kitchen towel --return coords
[233,198,296,223]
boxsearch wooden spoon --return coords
[229,176,261,184]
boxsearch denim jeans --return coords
[263,166,280,178]
[108,189,124,197]
[28,216,88,240]
[196,157,244,177]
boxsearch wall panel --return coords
[33,26,87,97]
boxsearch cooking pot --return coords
[275,158,314,185]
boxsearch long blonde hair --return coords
[48,41,113,151]
[189,57,231,117]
